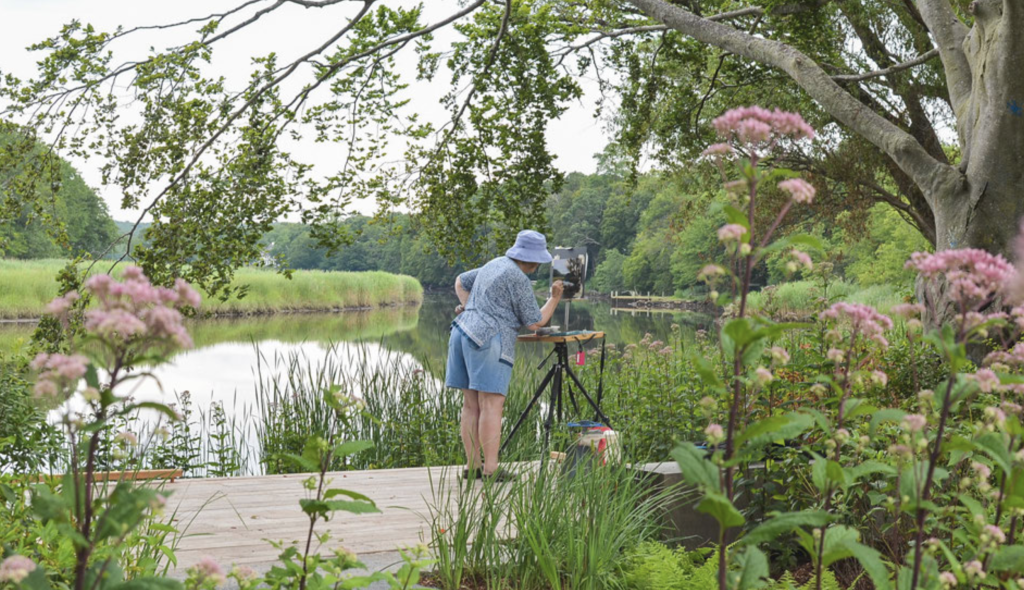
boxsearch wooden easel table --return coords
[502,331,611,452]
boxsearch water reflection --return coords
[4,293,713,412]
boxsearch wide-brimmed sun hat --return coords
[505,230,553,264]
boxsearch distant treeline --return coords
[265,169,929,294]
[261,216,470,289]
[0,138,119,260]
[2,140,928,296]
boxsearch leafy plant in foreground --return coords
[4,266,200,590]
[680,106,1024,589]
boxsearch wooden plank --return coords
[162,463,538,571]
[517,331,604,344]
[163,465,460,571]
[38,469,184,483]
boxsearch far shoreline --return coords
[0,259,424,322]
[0,299,423,324]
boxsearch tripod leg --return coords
[500,365,557,455]
[565,364,613,427]
[544,365,561,450]
[565,380,580,415]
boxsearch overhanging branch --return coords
[916,0,971,116]
[832,48,938,83]
[625,0,959,205]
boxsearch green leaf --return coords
[826,460,848,490]
[869,409,906,435]
[333,440,374,458]
[85,364,101,390]
[723,204,750,229]
[739,510,832,547]
[735,413,812,448]
[279,452,319,473]
[820,526,859,567]
[671,443,720,492]
[324,488,376,504]
[697,491,744,529]
[324,499,380,514]
[850,461,895,482]
[693,355,723,389]
[734,546,769,590]
[844,540,892,590]
[991,545,1024,573]
[723,318,755,348]
[960,495,984,517]
[20,564,53,590]
[741,339,767,369]
[299,499,328,517]
[811,453,828,494]
[844,400,876,421]
[120,401,181,423]
[974,432,1012,474]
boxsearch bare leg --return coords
[478,391,506,475]
[460,389,482,471]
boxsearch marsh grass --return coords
[76,390,259,478]
[0,259,422,319]
[427,458,684,590]
[253,344,548,473]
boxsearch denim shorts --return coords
[445,326,513,396]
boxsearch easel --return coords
[500,331,612,454]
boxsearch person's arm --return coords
[454,269,479,314]
[525,281,564,331]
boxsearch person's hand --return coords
[551,280,565,299]
[455,303,466,315]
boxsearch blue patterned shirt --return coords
[454,256,542,366]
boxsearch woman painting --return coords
[446,230,564,481]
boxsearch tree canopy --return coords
[0,0,1015,300]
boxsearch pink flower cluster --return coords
[778,178,816,204]
[189,557,226,585]
[818,302,894,347]
[906,249,1013,310]
[711,106,815,147]
[717,224,747,242]
[30,352,88,399]
[54,266,201,350]
[0,555,36,584]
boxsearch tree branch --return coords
[916,0,972,115]
[625,0,959,206]
[832,49,939,83]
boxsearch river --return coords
[2,293,710,396]
[1,293,712,472]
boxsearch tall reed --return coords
[253,343,547,473]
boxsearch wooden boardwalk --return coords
[165,466,458,571]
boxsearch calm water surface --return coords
[1,293,712,416]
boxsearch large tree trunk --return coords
[952,0,1024,254]
[626,0,1024,266]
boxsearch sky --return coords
[0,0,609,221]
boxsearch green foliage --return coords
[619,542,717,590]
[0,130,119,260]
[429,460,673,590]
[841,205,932,288]
[767,571,842,590]
[593,249,627,293]
[263,216,466,288]
[0,356,62,473]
